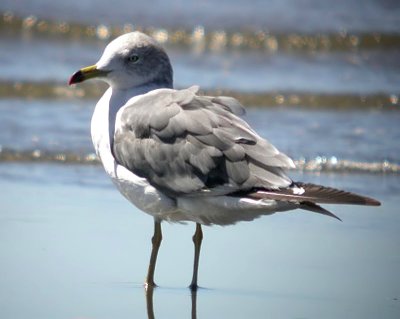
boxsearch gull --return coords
[69,31,380,290]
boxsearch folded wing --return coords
[113,86,295,197]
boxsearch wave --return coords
[2,11,400,52]
[1,80,398,109]
[0,148,398,174]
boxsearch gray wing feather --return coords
[226,160,250,184]
[149,102,180,131]
[113,87,294,196]
[210,96,246,115]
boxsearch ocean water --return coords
[0,1,399,318]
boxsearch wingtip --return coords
[366,198,381,206]
[361,195,381,206]
[296,182,381,207]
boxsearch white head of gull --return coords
[69,31,380,290]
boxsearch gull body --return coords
[69,32,380,290]
[91,86,295,224]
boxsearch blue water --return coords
[1,99,399,163]
[0,1,399,318]
[2,0,400,32]
[2,34,400,93]
[0,164,399,318]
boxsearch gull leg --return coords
[145,220,162,289]
[189,223,203,291]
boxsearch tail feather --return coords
[299,201,342,221]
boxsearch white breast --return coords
[90,88,176,217]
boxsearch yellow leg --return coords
[189,223,203,290]
[145,220,162,289]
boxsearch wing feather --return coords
[113,87,294,196]
[249,183,381,206]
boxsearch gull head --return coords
[69,32,173,90]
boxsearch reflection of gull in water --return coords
[69,32,380,290]
[145,286,198,319]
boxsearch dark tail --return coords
[293,182,381,206]
[249,182,381,221]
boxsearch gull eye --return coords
[128,54,140,63]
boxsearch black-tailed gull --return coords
[69,31,380,290]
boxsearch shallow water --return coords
[0,164,399,318]
[0,1,399,318]
[1,99,399,171]
[2,33,400,94]
[2,0,400,32]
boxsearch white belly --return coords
[110,161,177,218]
[109,160,294,225]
